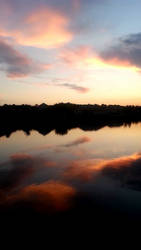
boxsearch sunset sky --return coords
[0,0,141,105]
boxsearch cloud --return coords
[1,181,76,213]
[100,32,141,70]
[0,152,76,214]
[59,83,89,93]
[0,0,112,52]
[122,33,141,47]
[0,154,34,191]
[60,46,92,66]
[62,136,91,147]
[32,81,89,93]
[60,46,127,71]
[60,44,141,73]
[101,153,141,191]
[0,38,50,78]
[0,153,56,192]
[0,7,73,49]
[64,152,141,191]
[64,160,97,181]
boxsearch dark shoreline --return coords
[0,103,141,137]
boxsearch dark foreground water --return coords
[1,123,141,236]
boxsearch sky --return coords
[0,0,141,105]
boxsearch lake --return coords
[1,123,141,229]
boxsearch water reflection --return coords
[1,123,141,225]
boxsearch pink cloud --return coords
[60,46,140,71]
[0,7,73,49]
[60,46,92,65]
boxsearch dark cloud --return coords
[34,82,89,93]
[0,153,56,192]
[63,153,141,190]
[102,153,141,191]
[59,83,89,93]
[62,136,91,147]
[100,32,141,69]
[0,38,50,78]
[0,154,34,191]
[122,33,141,47]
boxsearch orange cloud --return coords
[64,162,94,181]
[64,159,101,182]
[60,46,139,72]
[64,153,141,182]
[5,181,76,213]
[0,7,73,49]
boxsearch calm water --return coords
[1,123,141,224]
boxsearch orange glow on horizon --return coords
[85,56,139,72]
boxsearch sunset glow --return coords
[0,0,141,105]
